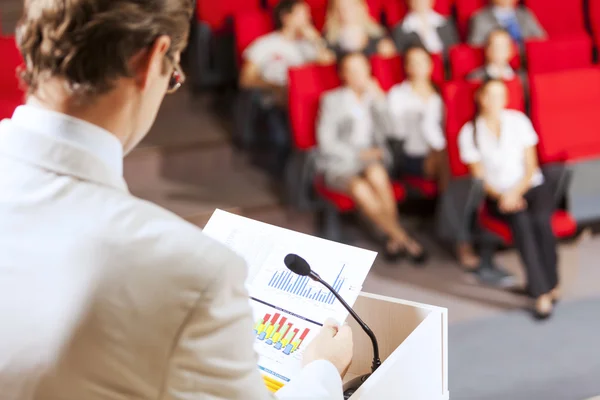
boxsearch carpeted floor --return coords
[449,297,600,400]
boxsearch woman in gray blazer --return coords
[392,0,460,55]
[317,52,426,263]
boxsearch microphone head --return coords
[284,254,312,276]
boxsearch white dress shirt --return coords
[387,81,446,157]
[0,105,342,399]
[485,64,515,80]
[458,109,544,193]
[401,11,446,54]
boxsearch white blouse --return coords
[401,11,446,54]
[458,109,544,193]
[387,82,446,157]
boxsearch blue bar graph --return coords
[267,265,346,305]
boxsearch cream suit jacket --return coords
[0,106,343,400]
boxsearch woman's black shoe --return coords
[407,250,428,266]
[384,247,406,262]
[533,309,553,321]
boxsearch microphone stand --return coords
[309,271,381,398]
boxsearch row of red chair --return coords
[288,61,592,243]
[200,0,593,41]
[233,9,594,77]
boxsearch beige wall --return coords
[1,0,24,34]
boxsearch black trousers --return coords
[487,183,559,297]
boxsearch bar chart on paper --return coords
[267,265,346,305]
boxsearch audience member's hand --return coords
[301,25,321,42]
[499,191,527,214]
[360,147,384,161]
[303,319,353,377]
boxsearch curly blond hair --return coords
[16,0,193,100]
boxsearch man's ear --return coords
[133,35,172,91]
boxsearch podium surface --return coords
[345,292,449,400]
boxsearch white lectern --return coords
[345,292,449,400]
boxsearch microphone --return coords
[283,254,381,398]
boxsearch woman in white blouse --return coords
[392,0,459,54]
[458,79,560,319]
[387,45,447,186]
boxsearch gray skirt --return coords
[323,159,392,193]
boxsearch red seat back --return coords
[449,43,521,80]
[234,10,274,64]
[196,0,261,31]
[371,53,445,91]
[524,0,586,38]
[443,78,526,177]
[525,37,593,74]
[455,0,486,40]
[383,0,452,28]
[288,64,341,150]
[0,36,24,97]
[530,68,600,164]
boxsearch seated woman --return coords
[324,0,397,59]
[392,0,459,55]
[387,45,447,189]
[458,79,560,319]
[317,52,426,263]
[467,28,517,82]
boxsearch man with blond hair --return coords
[0,1,351,399]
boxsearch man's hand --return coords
[499,190,527,214]
[360,148,384,162]
[303,319,353,377]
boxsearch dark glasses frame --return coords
[166,57,185,94]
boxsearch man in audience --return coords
[0,0,352,398]
[467,28,516,81]
[240,0,334,174]
[468,0,546,46]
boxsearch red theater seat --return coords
[525,0,587,39]
[449,44,521,80]
[530,68,600,164]
[196,0,261,31]
[234,10,274,65]
[455,0,486,40]
[370,53,445,91]
[442,78,525,178]
[525,37,593,74]
[315,177,407,212]
[479,207,577,244]
[0,36,25,119]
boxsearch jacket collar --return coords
[0,109,128,192]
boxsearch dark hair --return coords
[336,51,369,75]
[402,43,431,67]
[403,44,439,93]
[471,78,506,147]
[17,0,194,101]
[273,0,302,30]
[483,27,511,49]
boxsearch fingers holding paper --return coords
[303,319,354,377]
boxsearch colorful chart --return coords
[253,312,311,355]
[267,265,346,305]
